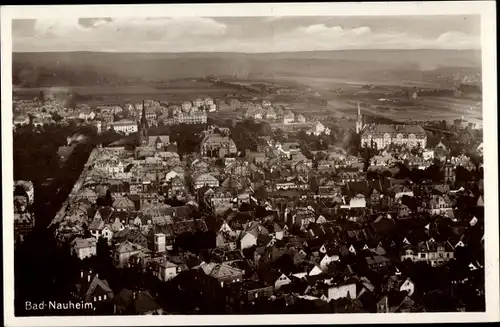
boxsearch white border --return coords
[2,2,498,326]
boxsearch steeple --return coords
[138,100,148,145]
[356,101,363,134]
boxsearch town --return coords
[13,85,485,315]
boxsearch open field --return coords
[12,50,482,125]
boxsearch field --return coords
[13,79,254,104]
[12,49,483,125]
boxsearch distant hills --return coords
[12,49,482,88]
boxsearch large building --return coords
[110,120,138,135]
[200,128,237,158]
[357,104,427,149]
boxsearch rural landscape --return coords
[13,48,482,126]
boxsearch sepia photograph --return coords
[2,2,498,326]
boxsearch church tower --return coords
[356,101,364,134]
[138,100,148,145]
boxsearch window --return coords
[93,297,97,302]
[98,296,101,301]
[103,294,107,300]
[419,253,425,258]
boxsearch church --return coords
[356,102,427,150]
[135,101,173,158]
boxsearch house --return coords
[283,110,295,125]
[427,194,453,215]
[216,232,238,251]
[327,280,357,301]
[193,173,219,190]
[207,263,244,287]
[101,225,114,244]
[72,238,97,260]
[278,142,301,159]
[365,255,391,271]
[72,271,114,311]
[158,261,180,281]
[113,241,147,268]
[147,135,170,150]
[400,239,454,267]
[241,280,274,302]
[200,131,238,158]
[112,196,135,212]
[319,253,340,271]
[89,218,105,238]
[113,289,163,315]
[376,291,419,313]
[240,230,258,249]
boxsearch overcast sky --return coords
[12,15,481,52]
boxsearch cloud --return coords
[27,17,227,49]
[15,17,480,52]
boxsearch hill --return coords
[12,49,481,88]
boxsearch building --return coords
[110,120,138,135]
[72,238,97,260]
[13,115,30,127]
[14,180,34,205]
[158,261,180,281]
[113,241,147,268]
[360,124,427,150]
[357,105,426,149]
[296,114,306,123]
[400,239,454,267]
[307,121,330,136]
[193,173,220,190]
[283,110,295,125]
[181,101,193,112]
[443,158,456,184]
[175,111,207,124]
[200,131,238,158]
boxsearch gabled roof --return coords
[79,275,114,301]
[113,289,161,314]
[72,237,97,249]
[209,263,243,280]
[115,240,145,253]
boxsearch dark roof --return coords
[113,289,161,314]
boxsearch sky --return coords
[12,15,481,53]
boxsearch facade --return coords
[175,111,207,124]
[360,124,427,150]
[72,238,97,260]
[283,111,295,125]
[200,132,238,158]
[110,120,138,135]
[400,240,454,267]
[357,105,426,149]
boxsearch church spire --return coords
[141,100,148,127]
[138,100,148,145]
[356,101,363,134]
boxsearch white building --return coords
[110,120,138,135]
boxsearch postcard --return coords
[1,2,498,326]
